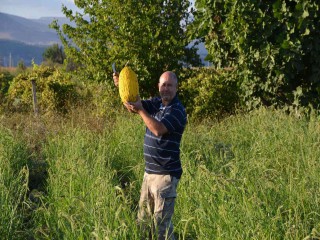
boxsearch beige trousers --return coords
[137,173,179,240]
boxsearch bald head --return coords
[158,71,178,105]
[159,71,178,86]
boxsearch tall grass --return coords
[177,108,320,239]
[1,107,320,239]
[32,114,145,239]
[0,128,29,239]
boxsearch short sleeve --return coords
[161,105,187,133]
[142,97,161,115]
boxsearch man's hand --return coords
[124,96,143,113]
[125,96,168,136]
[124,102,136,113]
[113,72,119,87]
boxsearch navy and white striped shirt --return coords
[142,95,187,179]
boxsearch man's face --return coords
[158,73,177,104]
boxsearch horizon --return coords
[0,11,71,20]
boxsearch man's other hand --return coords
[113,72,119,87]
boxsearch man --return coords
[113,71,187,240]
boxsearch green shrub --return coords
[7,64,80,114]
[0,71,14,103]
[179,67,240,121]
[191,0,320,110]
[82,81,123,118]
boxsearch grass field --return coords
[1,107,320,239]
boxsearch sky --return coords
[0,1,196,19]
[0,0,80,19]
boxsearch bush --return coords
[7,64,80,114]
[0,71,14,102]
[191,0,320,110]
[84,81,123,118]
[179,67,240,121]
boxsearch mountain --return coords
[0,12,60,45]
[0,12,67,66]
[33,17,75,28]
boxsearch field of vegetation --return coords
[1,0,319,238]
[1,106,320,239]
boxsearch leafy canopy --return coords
[51,0,201,97]
[191,0,320,110]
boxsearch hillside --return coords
[0,12,66,66]
[0,12,60,45]
[0,39,46,66]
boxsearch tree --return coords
[51,0,201,97]
[42,44,66,64]
[17,60,27,72]
[191,0,320,110]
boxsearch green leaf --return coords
[303,28,310,36]
[281,40,292,49]
[302,10,309,18]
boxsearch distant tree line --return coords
[0,40,45,67]
[42,44,66,65]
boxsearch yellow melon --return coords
[119,66,139,103]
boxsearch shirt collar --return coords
[160,95,178,109]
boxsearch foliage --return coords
[81,81,123,118]
[191,0,320,110]
[17,60,27,72]
[42,44,66,65]
[179,67,240,120]
[51,0,201,97]
[0,70,14,102]
[7,64,80,114]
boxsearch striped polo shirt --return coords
[142,95,187,179]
